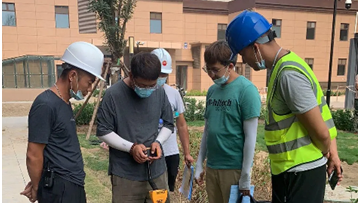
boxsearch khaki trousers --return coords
[206,167,241,203]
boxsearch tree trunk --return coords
[86,62,110,140]
[120,60,130,78]
[110,66,120,85]
[74,78,100,120]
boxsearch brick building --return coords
[2,0,358,101]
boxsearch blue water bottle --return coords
[158,119,163,133]
[174,111,179,118]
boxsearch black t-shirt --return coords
[28,90,85,186]
[96,80,174,181]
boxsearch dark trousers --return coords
[37,174,86,203]
[355,99,358,117]
[165,154,180,192]
[272,165,326,203]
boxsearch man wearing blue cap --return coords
[226,10,342,203]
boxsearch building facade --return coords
[2,0,358,101]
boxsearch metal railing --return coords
[257,87,268,104]
[171,84,190,110]
[334,85,356,102]
[257,85,356,103]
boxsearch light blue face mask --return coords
[253,47,266,70]
[134,86,155,98]
[70,75,84,100]
[213,67,230,85]
[70,90,84,100]
[157,77,167,86]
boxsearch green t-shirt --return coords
[204,76,261,170]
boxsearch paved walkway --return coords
[3,117,31,203]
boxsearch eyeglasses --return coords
[202,65,228,75]
[133,80,158,90]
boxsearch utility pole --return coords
[129,36,134,63]
[326,0,338,107]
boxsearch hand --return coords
[323,151,330,159]
[30,187,38,203]
[20,182,37,202]
[184,154,194,168]
[327,153,343,183]
[132,144,149,163]
[20,181,32,200]
[149,142,162,161]
[195,171,205,186]
[239,189,250,196]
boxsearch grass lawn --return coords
[187,120,205,127]
[334,130,358,164]
[79,135,111,203]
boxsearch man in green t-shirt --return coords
[195,40,261,203]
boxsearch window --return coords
[340,23,349,41]
[176,66,187,90]
[306,22,316,40]
[56,64,64,79]
[2,2,16,26]
[337,59,347,76]
[2,56,56,88]
[78,0,97,33]
[305,58,314,70]
[235,63,252,81]
[55,6,69,28]
[235,66,241,75]
[150,12,162,34]
[245,64,251,80]
[272,19,282,38]
[235,63,244,76]
[236,63,251,80]
[217,24,227,40]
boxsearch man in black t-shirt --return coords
[96,52,174,203]
[20,41,105,203]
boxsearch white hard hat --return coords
[61,41,105,81]
[151,48,172,74]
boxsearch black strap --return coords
[268,30,277,41]
[237,195,256,203]
[237,195,271,203]
[146,161,158,190]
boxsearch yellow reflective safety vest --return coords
[265,52,337,175]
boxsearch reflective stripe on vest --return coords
[265,98,335,132]
[265,55,337,175]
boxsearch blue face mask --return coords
[70,75,84,100]
[157,77,167,86]
[254,47,266,70]
[213,67,230,85]
[70,90,84,100]
[134,86,155,98]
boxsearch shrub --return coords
[259,105,267,120]
[184,97,205,121]
[186,90,208,96]
[73,102,96,125]
[93,89,106,98]
[331,109,357,132]
[322,89,345,96]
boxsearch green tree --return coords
[89,0,137,77]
